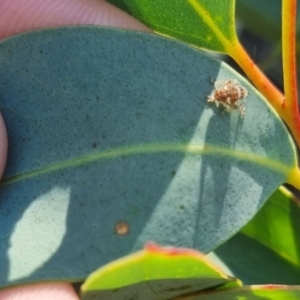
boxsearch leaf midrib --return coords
[1,143,292,186]
[187,0,234,51]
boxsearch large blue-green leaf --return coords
[0,27,297,288]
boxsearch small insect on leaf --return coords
[207,79,248,116]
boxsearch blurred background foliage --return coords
[235,0,300,91]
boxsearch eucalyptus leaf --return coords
[81,243,240,300]
[107,0,237,52]
[0,27,297,288]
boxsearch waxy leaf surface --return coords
[0,27,297,288]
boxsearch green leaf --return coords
[0,27,297,288]
[82,244,300,300]
[81,243,240,300]
[211,187,300,284]
[242,187,300,267]
[107,0,237,52]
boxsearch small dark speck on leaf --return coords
[165,285,190,291]
[92,143,97,148]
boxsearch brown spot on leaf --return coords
[115,221,130,236]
